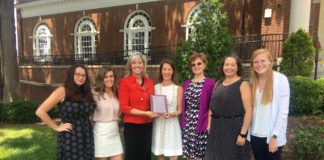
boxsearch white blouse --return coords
[248,71,290,147]
[250,88,271,137]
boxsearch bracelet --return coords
[173,112,178,117]
[239,133,247,138]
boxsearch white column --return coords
[289,0,312,33]
[316,0,324,78]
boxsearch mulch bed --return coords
[282,116,324,159]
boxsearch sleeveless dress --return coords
[152,84,182,156]
[182,80,208,160]
[204,79,251,160]
[57,100,94,160]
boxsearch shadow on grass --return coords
[0,126,57,160]
[1,136,38,149]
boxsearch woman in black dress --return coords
[36,64,95,160]
[204,56,253,160]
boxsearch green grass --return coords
[0,124,183,160]
[0,124,57,160]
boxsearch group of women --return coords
[36,48,290,160]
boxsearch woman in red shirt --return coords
[118,52,158,160]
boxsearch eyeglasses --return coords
[74,73,87,79]
[191,62,203,67]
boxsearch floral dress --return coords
[182,79,208,160]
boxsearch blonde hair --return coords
[124,52,148,77]
[251,48,273,105]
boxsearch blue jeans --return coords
[250,135,283,160]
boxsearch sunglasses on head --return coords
[191,62,203,67]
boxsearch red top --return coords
[118,75,154,124]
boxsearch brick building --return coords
[15,0,323,101]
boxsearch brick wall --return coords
[221,0,263,35]
[17,0,272,101]
[20,65,160,101]
[309,0,321,35]
[17,0,265,57]
[261,0,290,34]
[19,0,200,56]
[20,64,252,102]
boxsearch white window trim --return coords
[184,4,201,40]
[74,16,97,61]
[32,23,52,62]
[123,10,153,59]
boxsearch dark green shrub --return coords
[6,100,40,123]
[280,29,315,77]
[292,124,324,160]
[0,102,7,123]
[289,76,323,115]
[316,78,324,111]
[173,0,233,82]
[1,100,60,124]
[48,105,60,119]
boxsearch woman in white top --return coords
[248,49,290,160]
[152,59,183,160]
[92,66,123,160]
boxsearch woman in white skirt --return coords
[152,59,183,160]
[93,66,123,160]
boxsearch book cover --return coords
[150,95,168,114]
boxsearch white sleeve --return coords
[272,74,290,136]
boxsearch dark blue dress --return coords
[204,79,251,160]
[57,100,94,160]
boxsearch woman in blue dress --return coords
[36,64,95,160]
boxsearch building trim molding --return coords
[15,0,159,18]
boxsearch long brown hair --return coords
[64,64,95,105]
[93,66,118,100]
[251,49,273,105]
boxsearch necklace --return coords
[223,76,240,85]
[192,76,206,83]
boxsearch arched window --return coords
[33,24,52,62]
[124,11,153,58]
[74,17,97,61]
[185,4,201,40]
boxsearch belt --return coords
[211,114,244,119]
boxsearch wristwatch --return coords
[239,132,247,138]
[272,135,278,139]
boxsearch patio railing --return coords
[234,33,288,62]
[19,34,288,66]
[19,45,178,66]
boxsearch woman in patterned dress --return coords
[36,64,95,160]
[248,49,290,160]
[181,52,215,160]
[204,55,253,160]
[92,66,123,160]
[152,59,183,160]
